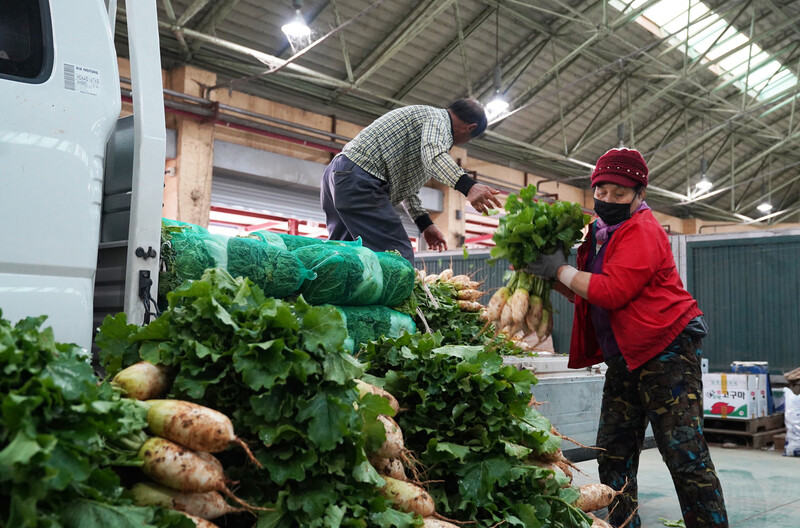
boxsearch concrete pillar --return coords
[168,66,217,227]
[430,182,467,249]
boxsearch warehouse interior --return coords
[4,1,800,527]
[110,0,800,252]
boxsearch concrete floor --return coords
[573,445,800,527]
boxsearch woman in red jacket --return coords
[525,148,728,528]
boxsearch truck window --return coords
[0,0,52,82]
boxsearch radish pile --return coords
[112,362,263,526]
[90,268,631,527]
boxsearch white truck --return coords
[1,0,166,352]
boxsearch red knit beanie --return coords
[590,148,649,188]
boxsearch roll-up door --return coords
[210,170,420,239]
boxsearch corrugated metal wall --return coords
[687,234,800,373]
[415,250,576,353]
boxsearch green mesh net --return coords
[292,244,383,306]
[278,233,363,252]
[160,219,315,301]
[375,252,416,307]
[226,237,316,298]
[335,305,417,350]
[248,230,288,250]
[292,245,348,304]
[160,221,217,302]
[160,220,414,308]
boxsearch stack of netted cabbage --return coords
[159,221,416,349]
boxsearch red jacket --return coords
[568,209,702,370]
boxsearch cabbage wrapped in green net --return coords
[160,220,224,302]
[335,305,416,349]
[292,245,383,305]
[162,217,209,234]
[292,245,348,304]
[226,237,316,298]
[343,247,383,305]
[278,233,363,251]
[248,230,288,250]
[376,251,415,306]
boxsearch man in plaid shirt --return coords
[320,99,502,264]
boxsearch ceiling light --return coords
[757,202,773,213]
[486,92,509,118]
[486,11,509,119]
[695,157,712,192]
[696,177,713,192]
[281,2,311,51]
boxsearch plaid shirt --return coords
[340,105,469,221]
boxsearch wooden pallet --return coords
[702,412,784,434]
[704,427,786,449]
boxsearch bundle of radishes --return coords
[420,268,484,313]
[485,270,554,346]
[354,379,462,528]
[488,184,591,345]
[113,362,262,527]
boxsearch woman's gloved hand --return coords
[524,251,567,281]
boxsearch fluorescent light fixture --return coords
[696,177,713,192]
[757,202,773,213]
[608,1,799,103]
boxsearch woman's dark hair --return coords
[448,99,488,137]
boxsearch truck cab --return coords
[0,0,165,351]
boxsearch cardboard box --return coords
[703,373,763,419]
[732,361,774,414]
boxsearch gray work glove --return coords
[524,250,567,281]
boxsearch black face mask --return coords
[594,197,634,226]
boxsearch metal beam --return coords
[392,6,493,101]
[175,0,213,27]
[350,0,457,87]
[188,0,240,54]
[161,0,191,59]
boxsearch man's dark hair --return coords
[448,99,487,138]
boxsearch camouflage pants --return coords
[597,336,728,528]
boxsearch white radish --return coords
[113,362,171,400]
[457,300,482,312]
[526,295,543,335]
[485,287,510,322]
[354,379,400,414]
[369,455,406,480]
[131,482,246,520]
[181,513,220,528]
[380,476,435,517]
[574,483,624,512]
[456,289,483,301]
[374,415,404,459]
[437,269,453,281]
[587,512,614,528]
[145,400,261,467]
[138,437,265,512]
[422,519,460,528]
[499,302,514,329]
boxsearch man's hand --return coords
[466,183,503,214]
[422,224,448,252]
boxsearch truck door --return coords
[0,0,121,350]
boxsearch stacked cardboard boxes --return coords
[702,372,768,420]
